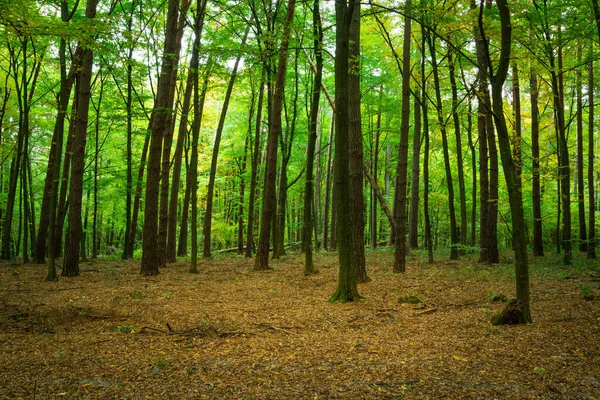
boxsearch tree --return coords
[140,0,181,276]
[303,0,323,275]
[62,0,99,277]
[480,0,531,323]
[329,0,360,303]
[254,0,295,271]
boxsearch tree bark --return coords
[588,58,596,259]
[530,62,544,256]
[140,0,180,276]
[62,0,98,277]
[329,0,360,303]
[348,2,368,281]
[255,0,295,271]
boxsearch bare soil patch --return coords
[1,251,599,399]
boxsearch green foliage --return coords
[114,324,135,334]
[579,284,596,300]
[398,295,421,304]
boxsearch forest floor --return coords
[1,249,599,399]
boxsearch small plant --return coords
[114,325,135,334]
[165,292,173,300]
[186,365,197,375]
[153,357,170,373]
[580,284,596,300]
[398,295,420,304]
[488,291,508,302]
[130,290,146,299]
[56,348,66,359]
[533,367,546,380]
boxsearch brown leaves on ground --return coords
[0,251,599,399]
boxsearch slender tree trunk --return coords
[588,58,596,259]
[62,0,98,276]
[348,2,368,281]
[576,44,587,253]
[530,62,544,256]
[122,0,135,260]
[408,91,421,250]
[323,115,334,251]
[421,27,433,263]
[304,0,322,274]
[448,50,467,250]
[428,33,459,260]
[392,2,412,272]
[255,0,295,271]
[512,64,522,191]
[372,93,381,249]
[203,27,249,259]
[245,77,265,258]
[483,0,531,322]
[140,0,180,276]
[188,5,206,273]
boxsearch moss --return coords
[491,299,523,325]
[398,295,420,304]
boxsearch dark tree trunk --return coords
[255,0,295,271]
[448,50,467,251]
[421,27,433,264]
[408,91,421,250]
[481,0,531,322]
[140,0,180,276]
[530,62,544,256]
[392,2,412,272]
[588,58,596,259]
[62,0,98,277]
[329,0,360,303]
[371,92,382,249]
[157,0,190,265]
[348,2,368,282]
[304,0,321,274]
[245,77,265,258]
[428,34,459,260]
[323,115,334,251]
[576,44,587,253]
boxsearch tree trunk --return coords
[483,0,531,322]
[448,50,467,251]
[304,0,322,274]
[408,90,421,250]
[140,0,180,276]
[245,76,265,258]
[588,58,596,259]
[576,44,587,253]
[323,114,334,251]
[348,2,368,281]
[421,27,433,264]
[255,0,295,271]
[329,0,360,303]
[530,62,544,257]
[428,34,459,260]
[203,26,249,259]
[62,0,98,277]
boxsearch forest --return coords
[0,0,599,398]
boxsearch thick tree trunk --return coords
[329,0,360,303]
[62,0,98,277]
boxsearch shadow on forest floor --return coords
[1,250,599,399]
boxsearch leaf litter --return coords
[0,251,599,399]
